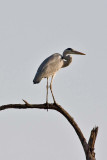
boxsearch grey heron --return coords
[33,48,85,104]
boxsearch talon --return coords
[46,102,49,111]
[54,100,57,104]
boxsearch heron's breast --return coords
[37,54,63,78]
[43,60,63,77]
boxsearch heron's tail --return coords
[33,74,42,84]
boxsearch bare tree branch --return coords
[0,101,98,160]
[88,127,98,158]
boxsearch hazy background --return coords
[0,0,107,159]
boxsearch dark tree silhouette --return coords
[0,100,98,160]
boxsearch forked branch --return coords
[0,100,98,160]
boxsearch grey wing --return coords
[33,53,63,83]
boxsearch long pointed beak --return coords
[72,49,86,55]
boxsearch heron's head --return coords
[63,48,86,55]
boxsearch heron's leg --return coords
[46,78,49,104]
[50,75,56,104]
[46,78,49,111]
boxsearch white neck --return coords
[62,51,72,68]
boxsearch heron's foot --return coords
[45,102,49,111]
[53,100,57,105]
[53,101,60,108]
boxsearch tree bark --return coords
[0,100,98,160]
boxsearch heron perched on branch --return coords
[33,48,85,104]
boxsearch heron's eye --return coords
[67,48,72,51]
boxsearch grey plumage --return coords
[33,48,85,104]
[33,53,63,84]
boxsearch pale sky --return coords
[0,0,107,160]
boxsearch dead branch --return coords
[0,100,98,160]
